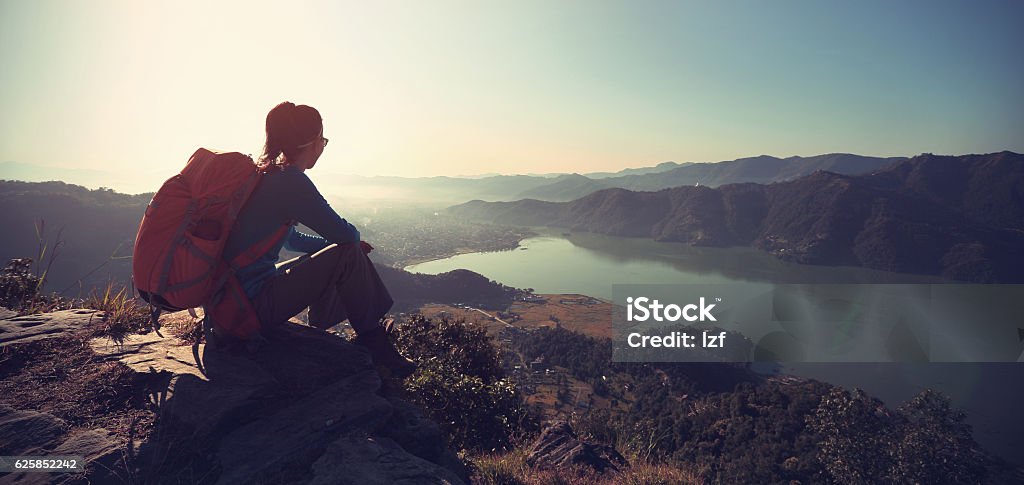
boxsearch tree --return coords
[394,314,534,452]
[891,390,985,484]
[808,388,895,484]
[808,388,986,484]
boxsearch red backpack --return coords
[132,148,290,341]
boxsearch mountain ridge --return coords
[448,152,1024,282]
[5,152,907,203]
[520,153,907,201]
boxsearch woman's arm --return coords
[285,169,361,244]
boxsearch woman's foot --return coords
[353,323,417,379]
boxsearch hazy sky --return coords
[1,0,1022,185]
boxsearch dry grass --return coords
[471,449,703,485]
[0,335,156,444]
[7,277,157,343]
[81,282,153,341]
[159,308,206,346]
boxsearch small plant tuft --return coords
[82,281,152,341]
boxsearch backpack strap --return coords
[156,198,199,295]
[149,304,163,337]
[205,222,293,343]
[228,223,292,270]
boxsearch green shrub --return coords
[0,258,73,313]
[0,258,41,310]
[394,314,535,452]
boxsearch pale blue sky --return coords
[0,0,1021,188]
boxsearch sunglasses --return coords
[297,133,329,148]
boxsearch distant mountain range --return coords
[0,161,168,195]
[518,153,906,201]
[448,152,1024,282]
[5,153,902,206]
[583,161,691,179]
[0,181,150,295]
[311,161,693,204]
[310,153,903,204]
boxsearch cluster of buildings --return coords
[363,216,530,267]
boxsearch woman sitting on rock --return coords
[223,101,415,378]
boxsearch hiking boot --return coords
[353,325,417,379]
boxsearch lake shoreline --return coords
[395,239,530,269]
[403,230,1023,467]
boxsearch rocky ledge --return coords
[0,309,467,484]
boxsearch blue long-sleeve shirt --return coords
[223,165,360,299]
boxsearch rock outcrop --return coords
[0,309,101,347]
[526,420,627,474]
[0,309,467,484]
[0,406,126,484]
[1,310,134,484]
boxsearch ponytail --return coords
[258,101,323,172]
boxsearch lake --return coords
[406,228,942,299]
[406,228,1024,466]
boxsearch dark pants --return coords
[251,243,393,334]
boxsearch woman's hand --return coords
[359,240,374,254]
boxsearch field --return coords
[506,294,612,339]
[413,293,612,339]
